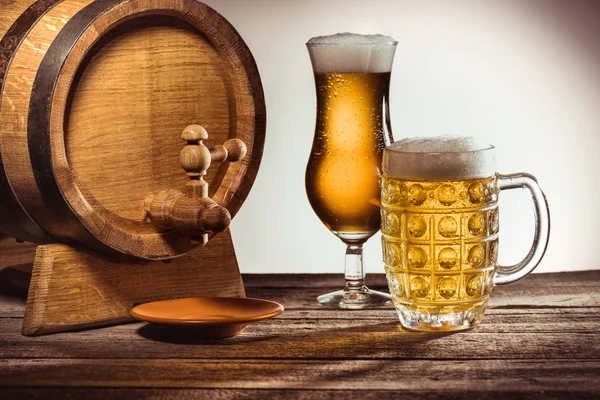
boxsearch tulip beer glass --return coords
[381,137,550,331]
[306,33,397,308]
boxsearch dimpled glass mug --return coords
[380,137,550,331]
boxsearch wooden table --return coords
[0,271,599,399]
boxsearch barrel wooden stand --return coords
[0,233,245,336]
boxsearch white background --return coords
[202,0,600,274]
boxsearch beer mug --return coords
[381,137,550,331]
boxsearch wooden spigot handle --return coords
[210,138,248,163]
[144,125,247,243]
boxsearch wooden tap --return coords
[144,125,247,244]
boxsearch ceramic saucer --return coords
[130,297,284,339]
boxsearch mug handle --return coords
[493,173,551,285]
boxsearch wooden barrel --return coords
[0,0,266,259]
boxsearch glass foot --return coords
[395,304,486,332]
[317,287,392,310]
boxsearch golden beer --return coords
[381,175,499,329]
[306,72,390,241]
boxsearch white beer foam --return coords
[307,33,397,73]
[383,136,496,180]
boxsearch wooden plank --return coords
[243,285,600,310]
[243,271,600,310]
[0,388,596,400]
[0,359,598,392]
[0,316,598,360]
[3,270,597,320]
[1,271,597,320]
[0,289,597,322]
[2,282,598,320]
[0,272,598,398]
[241,271,600,288]
[1,303,599,328]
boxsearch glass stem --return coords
[344,244,367,293]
